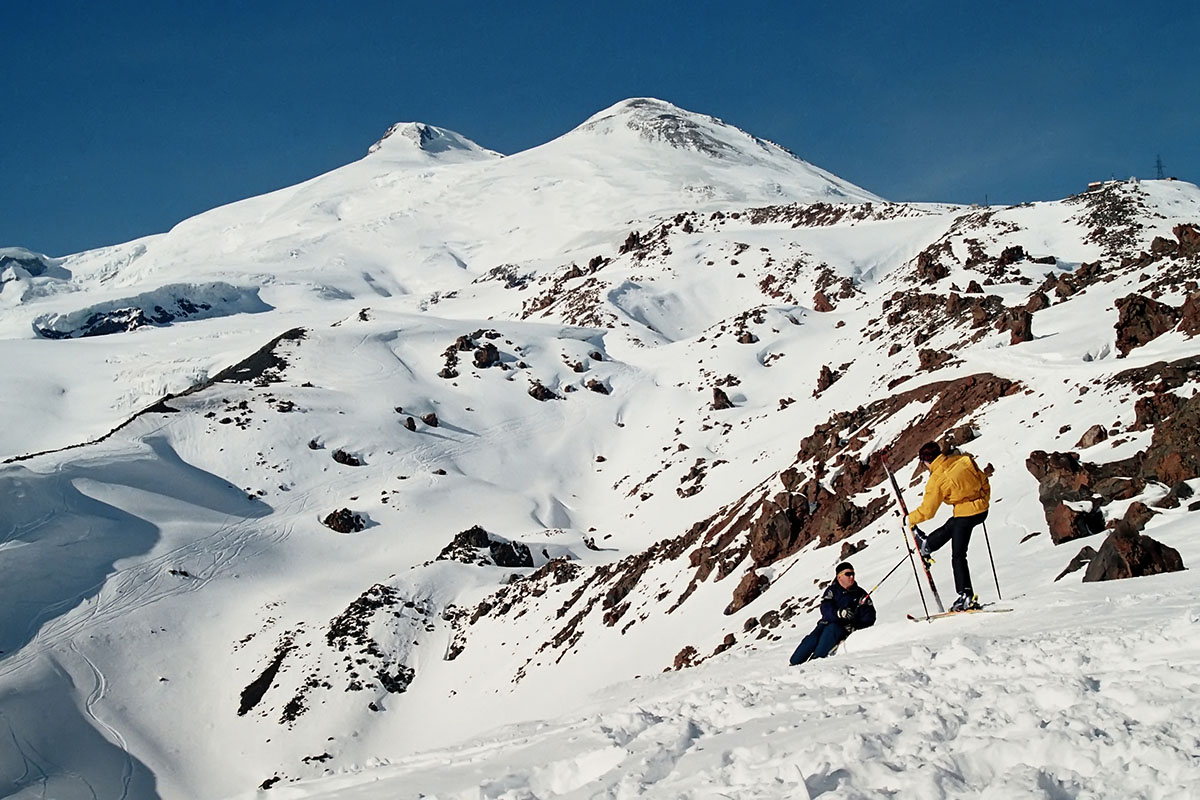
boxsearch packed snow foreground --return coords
[1,98,1199,799]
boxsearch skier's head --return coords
[835,561,856,588]
[918,441,942,466]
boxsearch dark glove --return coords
[837,607,854,621]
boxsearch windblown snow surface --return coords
[2,98,1200,799]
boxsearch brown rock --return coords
[1046,502,1105,545]
[1054,545,1098,581]
[1116,501,1155,532]
[712,633,737,654]
[945,292,965,316]
[473,343,500,368]
[1114,293,1181,356]
[323,508,365,533]
[839,540,866,560]
[1175,223,1200,257]
[712,387,735,410]
[997,245,1026,267]
[813,290,835,312]
[1132,392,1183,431]
[916,251,949,282]
[673,645,699,670]
[332,449,363,467]
[1141,394,1200,484]
[919,349,952,371]
[1082,522,1184,582]
[814,365,840,394]
[404,416,416,431]
[421,412,439,427]
[1074,424,1108,449]
[1025,292,1051,312]
[529,381,560,402]
[965,280,984,294]
[1178,292,1200,338]
[1025,450,1105,544]
[996,308,1034,345]
[726,570,769,615]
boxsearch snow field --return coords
[241,571,1200,800]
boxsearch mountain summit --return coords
[559,97,880,203]
[366,121,499,163]
[577,97,793,160]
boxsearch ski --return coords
[907,607,1012,622]
[881,455,945,614]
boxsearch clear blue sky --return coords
[3,1,1196,256]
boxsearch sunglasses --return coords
[840,571,855,577]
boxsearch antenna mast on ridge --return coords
[1156,155,1166,180]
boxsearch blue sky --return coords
[3,1,1197,256]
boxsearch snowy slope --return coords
[2,98,1200,799]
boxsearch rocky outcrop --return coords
[689,372,1020,611]
[473,343,500,368]
[1082,522,1184,582]
[995,307,1034,345]
[1178,292,1200,338]
[1024,451,1106,544]
[1074,424,1108,449]
[725,570,769,615]
[332,449,363,466]
[1026,291,1051,312]
[1139,393,1200,484]
[1055,545,1098,581]
[1028,389,1200,545]
[919,349,952,371]
[915,251,950,283]
[323,509,365,533]
[814,365,840,394]
[528,381,560,401]
[712,387,734,410]
[1117,501,1155,532]
[1114,293,1180,356]
[436,525,534,568]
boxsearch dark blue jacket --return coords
[819,581,876,631]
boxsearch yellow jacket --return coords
[907,454,990,527]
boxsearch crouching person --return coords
[789,561,876,666]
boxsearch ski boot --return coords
[950,592,981,612]
[913,529,934,566]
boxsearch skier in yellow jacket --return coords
[908,441,991,611]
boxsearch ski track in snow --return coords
[71,640,133,800]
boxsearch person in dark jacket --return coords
[789,561,876,666]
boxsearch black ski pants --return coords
[924,510,988,596]
[789,622,846,665]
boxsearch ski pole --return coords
[982,520,1002,600]
[881,455,942,616]
[865,552,912,597]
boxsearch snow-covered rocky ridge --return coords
[2,99,1200,799]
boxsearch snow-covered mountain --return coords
[2,99,1200,799]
